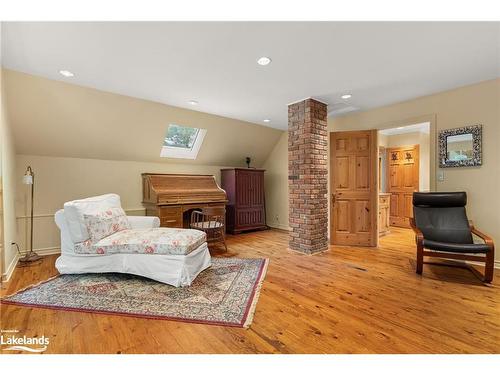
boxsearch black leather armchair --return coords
[410,192,494,283]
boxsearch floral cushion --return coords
[191,220,223,229]
[74,228,207,256]
[83,207,131,242]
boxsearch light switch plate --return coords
[438,170,445,182]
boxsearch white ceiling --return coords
[2,22,499,130]
[379,122,430,135]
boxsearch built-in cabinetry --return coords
[221,168,267,234]
[379,193,391,236]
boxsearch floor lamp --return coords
[19,166,41,263]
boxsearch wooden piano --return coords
[142,173,228,228]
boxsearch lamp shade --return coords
[23,174,33,185]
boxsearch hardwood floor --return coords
[1,227,499,354]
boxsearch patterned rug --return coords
[1,258,268,328]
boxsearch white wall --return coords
[262,132,289,230]
[1,68,18,280]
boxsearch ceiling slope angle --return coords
[2,21,499,130]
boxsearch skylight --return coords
[160,124,206,159]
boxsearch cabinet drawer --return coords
[160,217,183,228]
[159,206,182,217]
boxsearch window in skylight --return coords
[160,124,207,159]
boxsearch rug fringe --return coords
[0,274,61,301]
[242,258,269,329]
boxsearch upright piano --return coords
[142,173,228,228]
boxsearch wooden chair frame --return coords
[190,207,228,252]
[410,218,494,283]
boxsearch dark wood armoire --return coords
[221,168,268,234]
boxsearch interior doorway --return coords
[378,122,431,233]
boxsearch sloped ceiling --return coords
[2,22,499,129]
[3,69,283,167]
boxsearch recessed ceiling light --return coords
[188,100,198,105]
[341,94,352,99]
[257,57,272,66]
[263,119,271,123]
[59,70,74,77]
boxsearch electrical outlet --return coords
[275,214,279,223]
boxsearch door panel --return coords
[389,165,399,189]
[355,156,369,189]
[386,145,419,228]
[403,193,413,218]
[330,130,378,247]
[402,164,415,188]
[336,137,348,151]
[355,200,371,232]
[390,193,399,217]
[356,136,369,151]
[336,200,351,232]
[335,156,350,189]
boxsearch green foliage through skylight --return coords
[164,124,200,149]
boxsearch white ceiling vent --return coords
[328,102,360,117]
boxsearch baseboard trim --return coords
[466,260,500,270]
[2,253,20,282]
[267,223,291,231]
[28,247,61,256]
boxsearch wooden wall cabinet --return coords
[221,168,268,234]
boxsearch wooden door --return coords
[386,145,419,228]
[330,130,379,246]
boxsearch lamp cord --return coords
[12,242,22,256]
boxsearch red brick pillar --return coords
[288,98,328,254]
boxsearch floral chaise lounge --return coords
[54,194,211,286]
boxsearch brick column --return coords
[288,98,328,254]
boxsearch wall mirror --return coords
[439,125,482,167]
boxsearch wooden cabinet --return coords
[386,145,419,228]
[379,193,391,236]
[221,168,268,234]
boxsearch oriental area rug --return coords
[1,258,268,328]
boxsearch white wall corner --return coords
[2,252,20,282]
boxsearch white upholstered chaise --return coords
[54,194,211,287]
